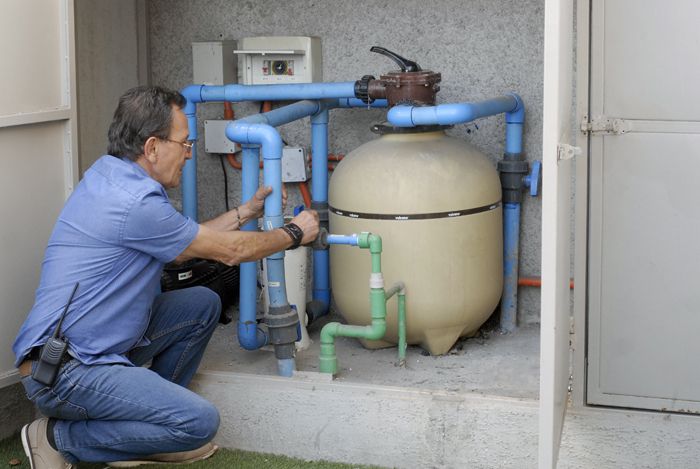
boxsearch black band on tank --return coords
[328,201,501,221]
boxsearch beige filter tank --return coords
[329,128,503,355]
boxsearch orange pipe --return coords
[299,182,312,207]
[223,102,242,170]
[262,101,273,113]
[518,277,574,289]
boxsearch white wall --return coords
[0,0,78,386]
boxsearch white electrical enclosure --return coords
[235,36,322,84]
[204,120,239,153]
[281,147,308,182]
[192,41,237,85]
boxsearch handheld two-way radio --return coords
[31,282,79,386]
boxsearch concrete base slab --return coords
[199,313,541,400]
[194,311,700,468]
[191,370,540,469]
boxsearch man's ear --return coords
[143,136,159,163]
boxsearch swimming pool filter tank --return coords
[329,126,503,355]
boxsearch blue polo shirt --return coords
[13,155,199,367]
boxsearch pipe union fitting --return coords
[369,273,385,289]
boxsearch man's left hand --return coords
[245,185,288,219]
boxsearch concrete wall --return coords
[75,0,149,175]
[148,0,545,323]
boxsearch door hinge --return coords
[580,115,629,135]
[557,143,581,161]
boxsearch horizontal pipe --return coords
[327,234,359,246]
[336,98,388,108]
[519,276,574,289]
[387,93,524,127]
[235,100,321,128]
[184,82,357,107]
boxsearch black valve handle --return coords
[370,46,422,72]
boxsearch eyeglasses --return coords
[160,138,194,152]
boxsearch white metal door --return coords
[539,0,575,467]
[586,0,700,412]
[0,0,78,387]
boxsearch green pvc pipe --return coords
[319,233,408,375]
[385,282,407,366]
[320,232,387,375]
[397,292,407,365]
[319,288,386,375]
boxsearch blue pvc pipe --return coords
[386,93,523,128]
[311,110,331,312]
[501,203,521,333]
[336,98,389,108]
[182,111,199,220]
[238,144,268,350]
[327,234,359,246]
[238,100,321,128]
[505,94,525,155]
[195,82,357,103]
[226,102,325,371]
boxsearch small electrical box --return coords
[281,147,308,182]
[204,120,239,154]
[192,41,237,85]
[235,36,322,84]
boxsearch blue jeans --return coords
[20,287,222,463]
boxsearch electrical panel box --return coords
[203,120,240,154]
[192,41,237,85]
[281,147,308,182]
[235,36,322,84]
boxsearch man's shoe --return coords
[21,418,73,469]
[106,442,218,467]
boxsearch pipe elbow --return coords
[368,234,382,254]
[226,122,283,159]
[387,105,415,127]
[365,321,387,341]
[320,322,341,344]
[255,125,284,160]
[506,92,525,124]
[225,121,251,145]
[181,84,203,114]
[237,323,268,350]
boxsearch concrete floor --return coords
[199,309,541,400]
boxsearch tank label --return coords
[329,201,501,220]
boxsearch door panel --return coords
[539,0,575,467]
[587,0,700,412]
[0,0,77,387]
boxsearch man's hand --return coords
[245,185,288,220]
[290,210,320,245]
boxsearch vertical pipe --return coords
[259,129,297,377]
[501,203,521,332]
[311,110,331,313]
[183,111,199,220]
[238,144,268,349]
[499,94,526,332]
[397,291,407,365]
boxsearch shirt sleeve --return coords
[122,190,199,263]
